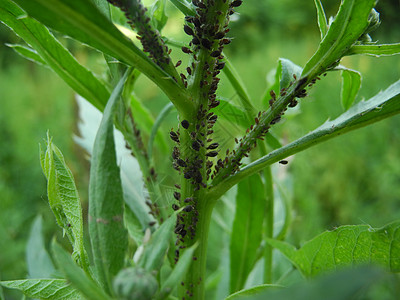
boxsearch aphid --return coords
[279,160,288,165]
[184,197,193,203]
[215,31,225,39]
[183,25,194,36]
[180,73,187,80]
[186,67,192,76]
[175,184,181,189]
[168,48,172,55]
[184,171,193,179]
[192,36,200,45]
[182,46,192,54]
[288,99,298,108]
[206,151,218,157]
[210,50,221,57]
[221,38,231,45]
[149,221,156,226]
[175,249,180,258]
[228,8,235,15]
[177,159,187,167]
[183,205,193,212]
[172,146,180,160]
[172,203,180,211]
[174,191,181,200]
[181,120,190,129]
[201,38,212,50]
[231,0,243,7]
[174,223,184,234]
[175,60,182,67]
[193,172,203,183]
[216,62,225,70]
[293,74,297,80]
[170,131,179,142]
[192,141,201,151]
[270,89,276,100]
[209,100,220,108]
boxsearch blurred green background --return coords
[1,0,400,299]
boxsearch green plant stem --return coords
[263,166,274,283]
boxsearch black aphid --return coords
[192,36,200,45]
[184,197,193,203]
[201,38,212,50]
[184,25,194,36]
[216,62,225,70]
[210,50,221,57]
[177,159,187,167]
[215,31,225,39]
[206,151,218,157]
[231,0,243,7]
[183,205,193,212]
[174,223,184,234]
[181,120,190,129]
[172,203,180,211]
[186,67,192,76]
[174,191,181,200]
[279,160,288,165]
[170,131,179,142]
[207,143,219,150]
[182,46,192,54]
[192,141,201,151]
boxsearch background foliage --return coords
[0,0,399,299]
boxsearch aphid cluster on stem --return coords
[107,0,172,70]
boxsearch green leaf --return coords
[216,97,250,129]
[346,43,400,56]
[267,221,400,278]
[221,79,400,196]
[39,133,89,274]
[279,58,303,90]
[6,43,46,65]
[313,0,328,39]
[0,0,110,111]
[230,174,266,293]
[10,0,193,116]
[52,242,111,300]
[225,284,281,300]
[247,266,383,300]
[26,216,56,279]
[169,0,196,16]
[89,71,129,293]
[124,206,145,246]
[138,212,177,272]
[150,0,168,32]
[148,102,174,160]
[0,279,83,300]
[340,67,361,110]
[157,243,198,299]
[302,0,376,80]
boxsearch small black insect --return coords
[214,31,225,39]
[231,0,243,7]
[183,25,194,36]
[201,38,212,50]
[210,50,221,57]
[183,205,193,212]
[170,131,179,142]
[186,67,192,76]
[175,60,182,68]
[177,159,187,167]
[174,223,184,234]
[174,191,181,200]
[206,151,218,157]
[181,120,190,129]
[192,140,201,151]
[184,197,193,203]
[279,160,288,165]
[182,46,192,54]
[172,203,180,211]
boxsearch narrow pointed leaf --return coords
[302,0,376,79]
[89,71,129,292]
[247,267,383,300]
[6,44,46,65]
[52,242,111,300]
[340,68,361,110]
[279,58,303,90]
[157,243,198,299]
[26,216,56,278]
[225,284,281,300]
[346,43,400,56]
[0,0,110,110]
[313,0,328,39]
[150,0,168,32]
[0,279,83,300]
[10,0,193,116]
[267,221,400,278]
[139,213,177,272]
[219,79,400,195]
[169,0,196,16]
[230,174,265,293]
[40,134,89,273]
